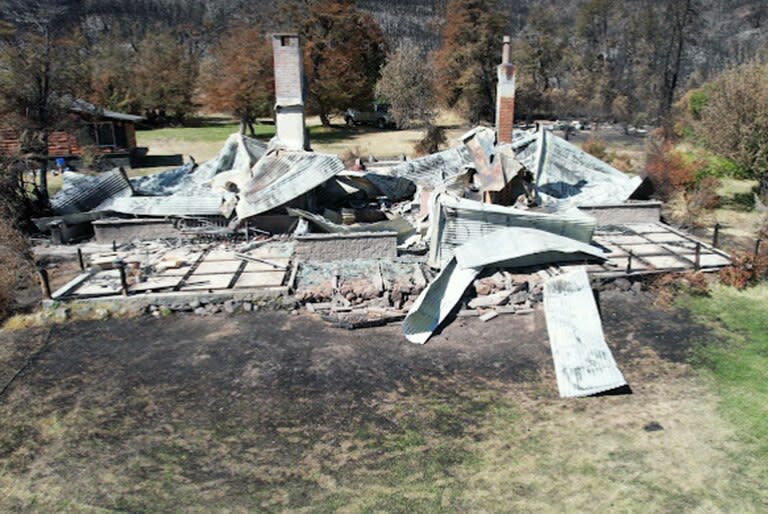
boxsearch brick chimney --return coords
[496,35,516,144]
[272,33,309,151]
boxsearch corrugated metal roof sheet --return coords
[516,130,642,208]
[543,267,627,397]
[402,257,479,345]
[404,228,608,345]
[51,169,134,215]
[237,151,345,220]
[388,147,472,187]
[102,195,225,217]
[429,193,597,268]
[69,98,144,122]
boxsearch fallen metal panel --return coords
[402,258,479,345]
[516,130,642,208]
[134,134,266,196]
[543,267,627,397]
[404,227,608,345]
[360,173,416,201]
[236,152,345,219]
[388,147,472,187]
[130,163,196,196]
[102,195,225,217]
[51,169,134,215]
[429,193,597,268]
[287,208,415,244]
[455,227,606,269]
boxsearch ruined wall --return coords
[295,232,398,262]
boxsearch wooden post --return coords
[626,251,633,274]
[694,242,701,270]
[117,262,129,296]
[112,240,117,252]
[37,267,51,300]
[77,248,85,271]
[712,223,720,249]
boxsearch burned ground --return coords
[0,290,757,512]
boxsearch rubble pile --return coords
[32,33,733,398]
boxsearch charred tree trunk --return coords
[659,0,695,118]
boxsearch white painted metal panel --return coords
[543,267,627,397]
[404,228,607,345]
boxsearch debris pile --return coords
[33,33,734,399]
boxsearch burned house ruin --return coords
[34,35,731,398]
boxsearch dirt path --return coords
[0,291,759,512]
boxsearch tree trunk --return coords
[37,131,49,202]
[319,110,331,127]
[239,115,247,135]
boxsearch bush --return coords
[414,125,446,156]
[720,250,768,289]
[582,137,608,160]
[645,140,701,201]
[610,153,634,173]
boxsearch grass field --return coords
[135,115,469,163]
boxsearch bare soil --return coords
[1,288,758,512]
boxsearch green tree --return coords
[693,62,768,200]
[375,41,436,128]
[198,23,274,135]
[434,0,506,123]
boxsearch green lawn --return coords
[136,122,275,144]
[682,284,768,502]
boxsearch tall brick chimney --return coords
[496,35,516,144]
[272,33,309,151]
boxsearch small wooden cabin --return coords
[0,100,144,165]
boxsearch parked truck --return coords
[344,103,395,129]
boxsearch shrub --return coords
[582,136,608,160]
[414,125,446,156]
[720,250,768,289]
[610,152,634,173]
[645,140,701,201]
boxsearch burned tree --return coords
[0,1,88,201]
[198,23,274,136]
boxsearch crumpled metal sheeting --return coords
[132,134,267,198]
[403,227,608,344]
[428,193,597,268]
[287,208,416,244]
[360,173,417,201]
[99,194,227,217]
[236,152,345,220]
[544,267,627,397]
[130,163,196,196]
[194,133,267,183]
[515,129,642,208]
[388,146,472,187]
[454,226,606,269]
[51,168,134,215]
[402,258,479,345]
